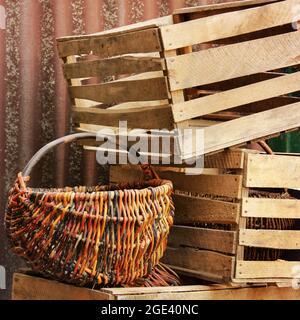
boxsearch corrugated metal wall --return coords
[0,0,237,299]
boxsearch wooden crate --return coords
[12,272,300,300]
[110,149,300,284]
[57,0,300,161]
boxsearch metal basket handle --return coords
[23,133,98,177]
[22,132,159,180]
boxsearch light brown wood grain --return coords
[64,56,164,79]
[172,71,300,122]
[168,225,237,254]
[166,30,300,91]
[173,194,240,224]
[244,152,300,188]
[162,0,298,50]
[69,77,169,104]
[57,28,162,58]
[239,229,300,249]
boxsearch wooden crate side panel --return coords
[168,225,237,254]
[166,30,300,91]
[201,101,300,156]
[161,0,298,51]
[173,194,239,224]
[244,152,300,188]
[172,71,300,122]
[235,261,300,279]
[239,229,300,249]
[162,247,234,282]
[57,28,162,58]
[63,56,165,79]
[12,273,112,300]
[242,197,300,218]
[73,105,174,130]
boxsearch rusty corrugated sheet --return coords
[0,0,238,299]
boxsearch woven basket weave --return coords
[5,133,174,287]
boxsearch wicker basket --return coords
[5,133,174,287]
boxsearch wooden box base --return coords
[12,273,300,300]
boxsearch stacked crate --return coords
[58,0,300,161]
[110,149,300,284]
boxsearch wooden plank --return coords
[174,0,278,15]
[166,30,300,91]
[200,101,300,156]
[57,28,162,58]
[239,229,300,249]
[72,105,174,130]
[168,225,237,254]
[244,152,300,188]
[205,149,244,169]
[113,285,300,300]
[12,273,112,300]
[102,284,221,295]
[57,16,173,42]
[173,194,239,224]
[162,0,298,50]
[159,170,242,198]
[172,71,300,122]
[162,247,234,282]
[64,56,164,79]
[242,197,300,219]
[236,261,300,279]
[69,78,169,104]
[102,283,240,295]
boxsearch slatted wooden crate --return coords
[57,0,300,161]
[12,272,300,300]
[110,149,300,284]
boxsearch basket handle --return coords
[23,133,98,177]
[22,132,160,179]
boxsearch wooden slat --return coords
[64,56,164,79]
[173,194,239,224]
[174,0,278,14]
[112,285,300,300]
[235,261,300,279]
[244,152,300,188]
[200,101,300,156]
[12,273,111,300]
[162,247,234,282]
[162,0,298,51]
[166,30,300,91]
[57,16,173,42]
[73,105,174,130]
[160,171,242,198]
[103,283,261,295]
[172,71,300,122]
[242,197,300,218]
[69,78,168,104]
[239,229,300,249]
[57,28,162,58]
[168,225,237,254]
